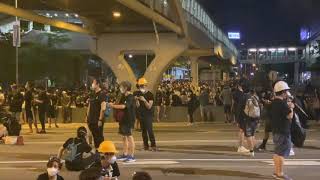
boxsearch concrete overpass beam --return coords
[190,57,199,88]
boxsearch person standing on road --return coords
[8,84,24,124]
[154,86,164,122]
[25,82,38,133]
[109,81,136,163]
[187,90,198,126]
[220,84,233,123]
[199,88,210,122]
[136,78,157,151]
[47,89,59,128]
[61,91,72,123]
[35,87,49,134]
[270,81,294,180]
[86,79,107,149]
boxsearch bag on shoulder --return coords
[244,96,261,118]
[291,113,306,147]
[64,138,81,163]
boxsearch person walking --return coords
[86,79,107,149]
[270,81,294,180]
[135,78,157,151]
[25,82,38,133]
[109,81,136,163]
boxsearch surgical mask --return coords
[47,167,59,177]
[120,88,125,94]
[140,88,146,93]
[91,83,96,90]
[108,155,117,164]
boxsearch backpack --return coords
[64,138,81,163]
[291,113,306,147]
[244,95,261,118]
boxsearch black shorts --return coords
[47,106,56,118]
[245,118,258,137]
[224,105,231,113]
[264,119,272,133]
[238,119,246,132]
[273,133,291,157]
[119,122,133,136]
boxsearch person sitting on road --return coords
[132,171,152,180]
[79,167,104,180]
[57,126,96,171]
[92,140,120,179]
[37,157,64,180]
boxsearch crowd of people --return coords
[0,76,320,180]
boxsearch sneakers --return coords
[117,154,129,161]
[273,174,293,180]
[237,146,250,153]
[289,148,295,156]
[123,155,136,163]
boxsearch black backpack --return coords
[291,113,306,147]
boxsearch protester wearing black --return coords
[8,84,24,123]
[87,79,106,148]
[57,127,96,171]
[270,81,294,180]
[25,82,38,133]
[35,87,49,134]
[187,90,198,125]
[136,78,157,151]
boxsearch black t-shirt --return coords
[120,94,136,126]
[93,161,121,177]
[270,98,292,135]
[37,173,64,180]
[38,91,49,112]
[63,137,92,161]
[88,90,106,123]
[24,90,33,110]
[155,91,163,105]
[9,92,24,112]
[135,91,154,116]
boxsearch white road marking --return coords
[121,161,179,165]
[262,160,320,166]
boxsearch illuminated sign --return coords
[300,27,310,41]
[228,32,241,39]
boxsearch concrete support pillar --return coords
[28,21,33,31]
[44,24,51,32]
[190,57,199,88]
[91,33,187,91]
[294,62,300,86]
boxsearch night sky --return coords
[198,0,320,46]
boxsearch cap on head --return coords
[98,141,118,153]
[137,78,148,85]
[274,81,290,93]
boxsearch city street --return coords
[1,122,320,180]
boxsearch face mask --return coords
[91,83,96,90]
[120,88,125,94]
[140,88,146,93]
[108,155,117,164]
[47,167,59,177]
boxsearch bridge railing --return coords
[138,0,238,56]
[180,0,237,56]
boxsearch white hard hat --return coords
[274,81,290,93]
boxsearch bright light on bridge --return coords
[113,11,121,18]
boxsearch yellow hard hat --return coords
[98,141,118,153]
[137,78,148,85]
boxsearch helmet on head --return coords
[137,78,148,85]
[98,141,118,153]
[274,81,290,93]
